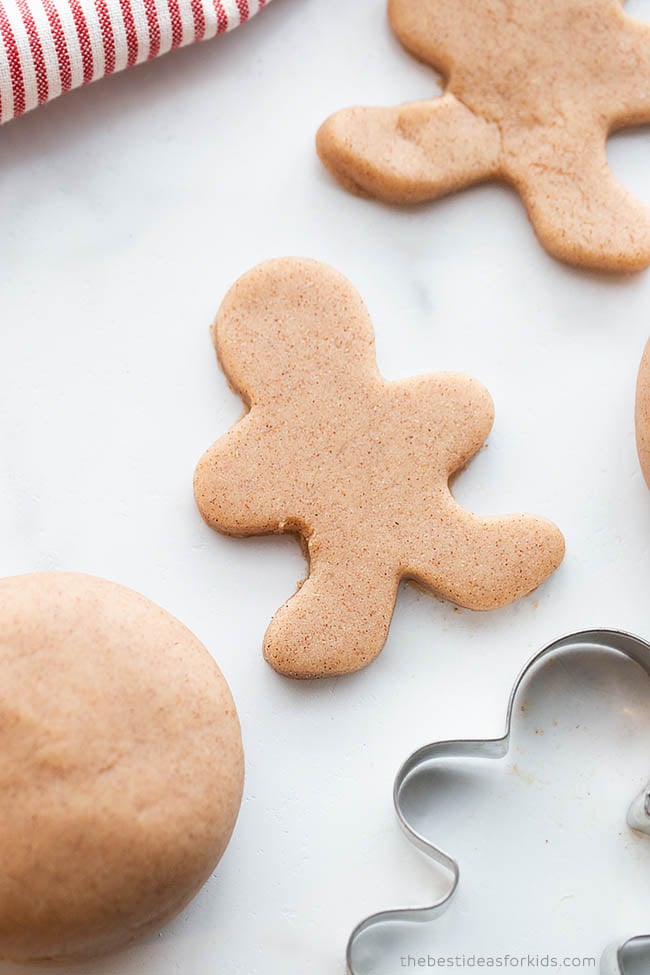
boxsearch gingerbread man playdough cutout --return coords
[194,259,565,679]
[317,0,650,272]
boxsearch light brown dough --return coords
[194,258,565,679]
[0,572,244,963]
[636,339,650,487]
[317,0,650,272]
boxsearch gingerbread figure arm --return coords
[194,412,289,535]
[509,128,650,272]
[609,16,650,126]
[263,534,400,678]
[409,502,565,611]
[317,94,502,204]
[392,374,495,475]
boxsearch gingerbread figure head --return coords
[214,255,377,405]
[317,0,650,272]
[195,259,565,679]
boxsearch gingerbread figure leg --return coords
[263,536,400,679]
[317,94,502,204]
[410,504,565,612]
[510,128,650,272]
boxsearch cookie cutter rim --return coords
[602,934,650,975]
[346,628,650,975]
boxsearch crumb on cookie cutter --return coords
[346,629,650,975]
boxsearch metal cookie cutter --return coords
[346,629,650,975]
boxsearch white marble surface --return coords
[2,0,650,972]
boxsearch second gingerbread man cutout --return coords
[317,0,650,272]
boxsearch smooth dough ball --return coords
[637,339,650,490]
[0,572,244,963]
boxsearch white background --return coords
[2,0,650,972]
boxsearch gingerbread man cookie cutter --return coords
[194,258,564,679]
[317,0,650,272]
[602,935,650,975]
[345,629,650,975]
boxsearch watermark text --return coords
[399,954,596,969]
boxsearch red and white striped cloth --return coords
[0,0,269,124]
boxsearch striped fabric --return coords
[0,0,269,124]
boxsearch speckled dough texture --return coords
[0,573,244,963]
[194,258,565,679]
[636,339,650,487]
[317,0,650,272]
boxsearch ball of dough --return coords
[637,339,650,490]
[0,572,244,963]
